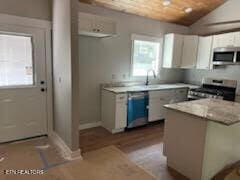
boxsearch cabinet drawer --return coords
[148,101,168,122]
[149,90,175,99]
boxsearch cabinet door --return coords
[172,34,184,68]
[148,90,174,122]
[148,100,167,122]
[212,33,235,48]
[234,32,240,46]
[196,36,213,70]
[115,94,127,129]
[181,35,199,69]
[162,34,183,68]
[115,102,127,129]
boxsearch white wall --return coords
[190,0,240,35]
[52,0,79,151]
[78,2,189,125]
[184,0,240,93]
[0,0,51,20]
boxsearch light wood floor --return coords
[79,122,188,180]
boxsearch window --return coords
[131,34,161,77]
[0,34,33,87]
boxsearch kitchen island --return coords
[163,99,240,180]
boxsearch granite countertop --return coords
[103,83,199,93]
[164,99,240,126]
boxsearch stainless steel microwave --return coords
[213,47,240,65]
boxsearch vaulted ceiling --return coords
[79,0,226,26]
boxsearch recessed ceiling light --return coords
[163,0,171,6]
[184,7,193,13]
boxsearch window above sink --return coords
[131,34,162,77]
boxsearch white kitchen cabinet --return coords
[162,34,199,69]
[212,33,234,48]
[234,32,240,46]
[162,33,184,68]
[148,88,188,122]
[196,36,213,70]
[101,90,127,133]
[212,32,240,48]
[181,35,199,69]
[101,87,189,133]
[78,12,117,38]
[148,90,175,122]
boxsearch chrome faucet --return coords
[145,69,157,86]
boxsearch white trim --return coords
[49,132,82,161]
[45,29,54,134]
[0,13,51,29]
[79,121,102,130]
[111,128,125,134]
[130,35,163,78]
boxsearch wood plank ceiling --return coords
[79,0,226,26]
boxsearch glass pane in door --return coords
[0,34,33,87]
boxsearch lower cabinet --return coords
[101,90,127,133]
[101,88,189,133]
[148,88,188,122]
[148,90,175,122]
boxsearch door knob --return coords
[40,81,45,85]
[41,88,45,92]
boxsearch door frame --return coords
[0,13,53,135]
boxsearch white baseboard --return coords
[49,132,82,161]
[112,128,125,134]
[79,121,102,130]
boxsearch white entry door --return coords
[0,24,48,143]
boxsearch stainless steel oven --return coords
[213,47,240,65]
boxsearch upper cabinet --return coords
[162,31,240,70]
[162,34,183,68]
[212,32,240,49]
[235,32,240,46]
[196,36,213,70]
[78,12,117,38]
[181,35,199,69]
[162,34,198,69]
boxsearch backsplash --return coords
[183,65,240,94]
